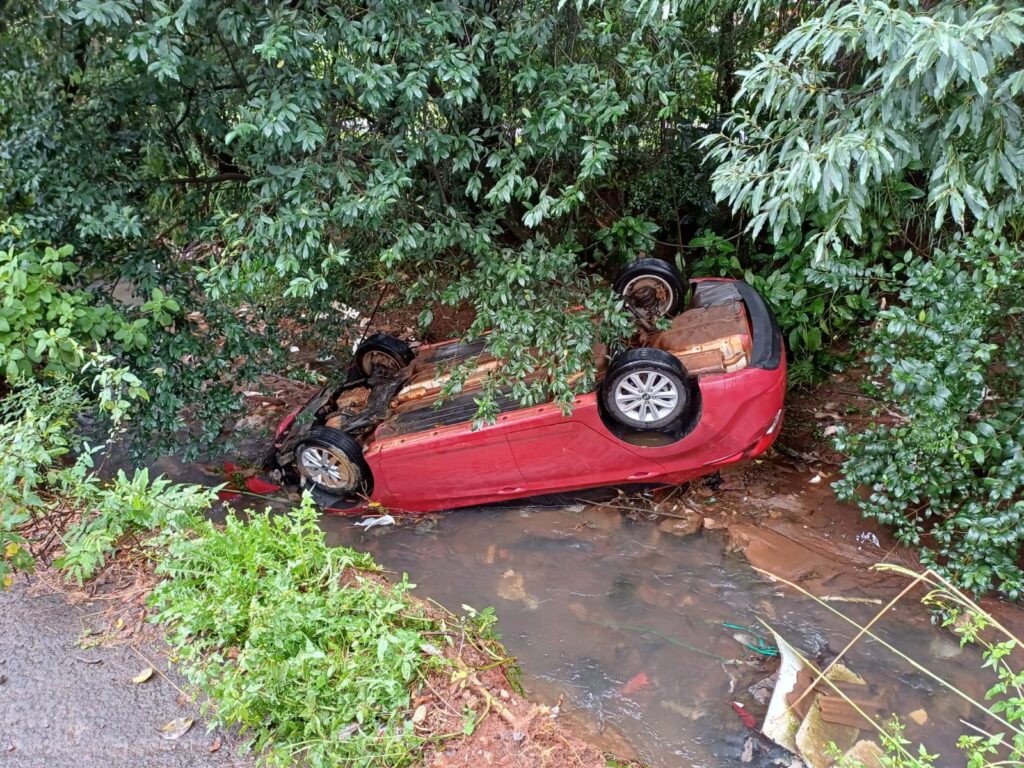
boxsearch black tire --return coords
[601,348,689,431]
[294,426,372,494]
[355,333,414,377]
[613,258,685,319]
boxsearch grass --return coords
[150,497,448,768]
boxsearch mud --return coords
[0,578,244,768]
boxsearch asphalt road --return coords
[0,578,246,768]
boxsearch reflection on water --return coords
[321,505,986,768]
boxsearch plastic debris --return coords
[244,475,281,495]
[732,701,757,729]
[741,736,756,762]
[722,623,779,657]
[621,671,651,696]
[354,514,395,529]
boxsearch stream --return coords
[127,453,997,767]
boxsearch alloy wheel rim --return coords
[298,445,356,490]
[614,370,679,423]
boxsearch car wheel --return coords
[355,333,414,377]
[294,427,371,494]
[602,348,689,431]
[613,258,685,319]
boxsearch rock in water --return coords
[657,509,703,537]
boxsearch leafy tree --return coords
[0,227,151,382]
[704,0,1024,258]
[708,0,1024,595]
[0,0,776,453]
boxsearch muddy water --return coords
[111,452,994,767]
[320,503,986,768]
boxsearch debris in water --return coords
[819,595,883,605]
[731,701,757,729]
[740,735,756,762]
[354,515,395,529]
[621,671,651,696]
[748,673,778,705]
[497,569,539,610]
[660,700,703,719]
[723,623,779,657]
[843,739,884,767]
[244,475,281,495]
[908,708,928,726]
[762,631,886,767]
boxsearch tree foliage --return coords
[0,0,774,451]
[710,0,1024,595]
[705,0,1024,259]
[4,0,1024,594]
[834,237,1024,597]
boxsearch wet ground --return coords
[0,579,243,768]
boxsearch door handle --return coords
[627,471,654,480]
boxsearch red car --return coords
[271,260,785,513]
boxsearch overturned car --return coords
[271,259,786,513]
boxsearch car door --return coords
[506,421,668,491]
[375,425,526,509]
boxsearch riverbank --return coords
[4,497,631,768]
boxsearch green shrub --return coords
[150,499,440,768]
[54,466,215,585]
[834,236,1024,597]
[0,378,84,586]
[0,230,150,382]
[0,356,150,587]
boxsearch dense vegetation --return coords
[0,378,505,766]
[152,501,448,768]
[0,0,1022,594]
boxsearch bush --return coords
[689,230,879,382]
[834,236,1024,597]
[150,499,441,768]
[0,229,149,382]
[0,355,151,587]
[54,466,215,585]
[0,378,84,586]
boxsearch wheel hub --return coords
[298,445,356,490]
[614,370,679,423]
[361,350,402,375]
[622,275,674,318]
